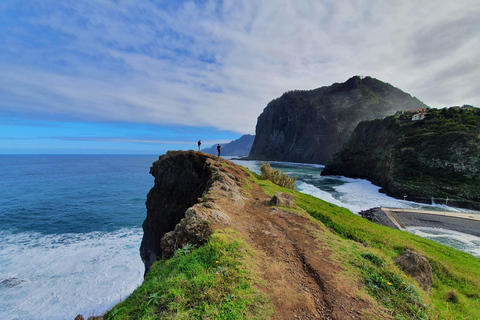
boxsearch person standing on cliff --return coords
[217,144,221,157]
[198,140,201,152]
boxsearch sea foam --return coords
[0,228,144,320]
[407,227,480,258]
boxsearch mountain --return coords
[92,151,480,320]
[248,76,428,164]
[322,106,480,210]
[202,134,254,156]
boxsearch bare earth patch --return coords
[209,164,383,319]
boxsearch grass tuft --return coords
[356,252,428,319]
[260,163,297,189]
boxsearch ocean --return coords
[1,155,479,320]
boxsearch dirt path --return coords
[214,173,374,320]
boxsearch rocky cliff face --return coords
[248,76,428,164]
[322,107,480,209]
[140,151,247,275]
[138,150,377,318]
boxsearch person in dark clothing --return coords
[198,140,201,152]
[217,144,221,157]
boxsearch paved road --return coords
[380,207,480,237]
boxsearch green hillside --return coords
[103,166,480,320]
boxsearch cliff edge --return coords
[139,150,377,319]
[95,150,480,319]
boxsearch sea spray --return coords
[0,228,143,320]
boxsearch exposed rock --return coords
[74,315,103,320]
[0,277,25,288]
[359,207,399,230]
[140,151,246,275]
[322,107,480,210]
[249,76,427,164]
[270,192,295,207]
[394,249,433,293]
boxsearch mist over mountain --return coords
[202,134,254,157]
[248,76,428,164]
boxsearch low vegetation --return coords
[323,106,480,210]
[259,162,297,189]
[104,231,272,320]
[249,169,480,319]
[356,253,428,319]
[104,166,480,319]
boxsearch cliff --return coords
[201,134,255,157]
[138,150,375,318]
[248,76,428,164]
[97,150,480,319]
[322,107,480,209]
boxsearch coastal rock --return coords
[140,151,245,275]
[270,192,295,207]
[394,249,433,294]
[0,277,25,288]
[322,107,480,210]
[359,207,399,230]
[249,76,427,164]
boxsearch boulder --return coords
[394,249,433,293]
[270,192,295,207]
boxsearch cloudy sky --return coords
[1,0,479,154]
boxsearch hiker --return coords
[198,140,201,152]
[217,144,221,157]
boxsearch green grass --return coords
[356,252,428,319]
[104,167,480,319]
[104,231,272,320]
[247,169,480,319]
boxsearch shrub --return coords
[260,163,297,189]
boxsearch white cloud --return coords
[1,0,479,134]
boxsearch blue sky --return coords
[1,0,479,154]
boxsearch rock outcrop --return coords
[140,151,246,275]
[248,76,427,164]
[138,150,377,319]
[394,250,433,294]
[270,192,295,207]
[322,107,480,210]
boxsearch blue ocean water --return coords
[1,155,479,320]
[0,155,156,234]
[0,155,158,320]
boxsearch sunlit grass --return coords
[104,231,272,320]
[248,168,480,319]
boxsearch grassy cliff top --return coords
[102,161,480,320]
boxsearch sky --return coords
[1,0,479,154]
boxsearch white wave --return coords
[296,181,346,208]
[0,228,144,320]
[406,227,480,258]
[296,178,408,213]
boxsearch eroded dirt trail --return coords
[217,179,369,320]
